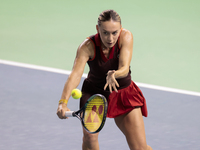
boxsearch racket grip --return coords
[65,111,74,117]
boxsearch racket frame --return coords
[72,94,108,134]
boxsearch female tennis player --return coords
[57,10,152,150]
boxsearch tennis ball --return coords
[71,89,82,99]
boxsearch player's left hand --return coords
[104,70,119,93]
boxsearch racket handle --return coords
[65,111,74,117]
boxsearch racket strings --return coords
[83,97,105,132]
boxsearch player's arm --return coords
[60,39,93,100]
[115,29,133,78]
[104,29,133,92]
[57,39,94,119]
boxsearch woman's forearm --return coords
[61,72,82,100]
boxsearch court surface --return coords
[1,63,200,150]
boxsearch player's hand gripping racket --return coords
[65,94,108,134]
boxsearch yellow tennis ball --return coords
[71,89,82,99]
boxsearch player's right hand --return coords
[104,70,119,93]
[57,103,70,119]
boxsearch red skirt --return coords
[80,80,148,118]
[107,81,148,118]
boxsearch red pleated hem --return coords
[107,81,148,118]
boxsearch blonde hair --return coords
[98,10,121,26]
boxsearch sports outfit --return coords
[80,33,148,118]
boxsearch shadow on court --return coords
[0,64,200,150]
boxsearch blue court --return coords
[0,63,200,150]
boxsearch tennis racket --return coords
[65,94,108,134]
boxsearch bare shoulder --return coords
[121,28,132,35]
[119,28,133,47]
[77,38,94,59]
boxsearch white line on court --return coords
[1,59,200,97]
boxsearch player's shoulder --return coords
[78,38,94,51]
[77,38,94,58]
[119,28,133,46]
[120,28,133,40]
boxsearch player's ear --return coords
[96,25,99,33]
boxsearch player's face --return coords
[97,20,121,48]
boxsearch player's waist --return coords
[86,73,131,90]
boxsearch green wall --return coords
[1,0,200,92]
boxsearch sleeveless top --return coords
[85,33,131,91]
